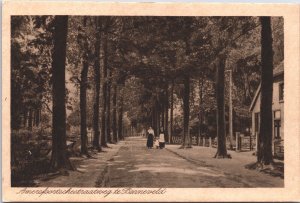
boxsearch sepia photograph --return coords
[2,2,300,202]
[10,15,285,188]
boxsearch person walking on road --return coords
[159,127,165,149]
[146,126,154,149]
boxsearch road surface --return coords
[38,136,282,187]
[96,137,281,187]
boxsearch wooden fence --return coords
[171,136,213,147]
[170,135,256,151]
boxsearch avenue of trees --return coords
[11,16,283,173]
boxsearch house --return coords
[249,61,284,158]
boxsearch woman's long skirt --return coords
[147,134,154,148]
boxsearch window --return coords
[279,83,284,101]
[274,110,281,120]
[274,120,281,139]
[274,111,281,139]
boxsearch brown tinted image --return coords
[10,15,284,188]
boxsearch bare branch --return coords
[42,101,53,113]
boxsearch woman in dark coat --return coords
[146,127,154,149]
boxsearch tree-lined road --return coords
[11,16,284,186]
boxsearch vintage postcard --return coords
[2,1,300,202]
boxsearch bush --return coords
[11,128,52,186]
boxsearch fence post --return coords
[236,132,240,152]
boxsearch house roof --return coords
[249,83,261,112]
[249,61,284,112]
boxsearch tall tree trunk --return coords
[35,109,40,127]
[198,78,203,146]
[101,31,108,147]
[181,75,191,148]
[92,17,101,151]
[33,109,37,127]
[34,109,37,126]
[112,81,118,142]
[152,104,155,131]
[38,109,41,126]
[153,101,157,136]
[32,109,36,127]
[151,104,155,129]
[106,68,112,143]
[50,16,73,170]
[181,36,192,148]
[161,99,165,131]
[80,17,89,156]
[118,87,124,140]
[170,80,174,144]
[257,17,274,165]
[28,109,33,130]
[164,84,169,142]
[156,100,160,137]
[214,55,229,158]
[80,58,89,155]
[23,108,28,128]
